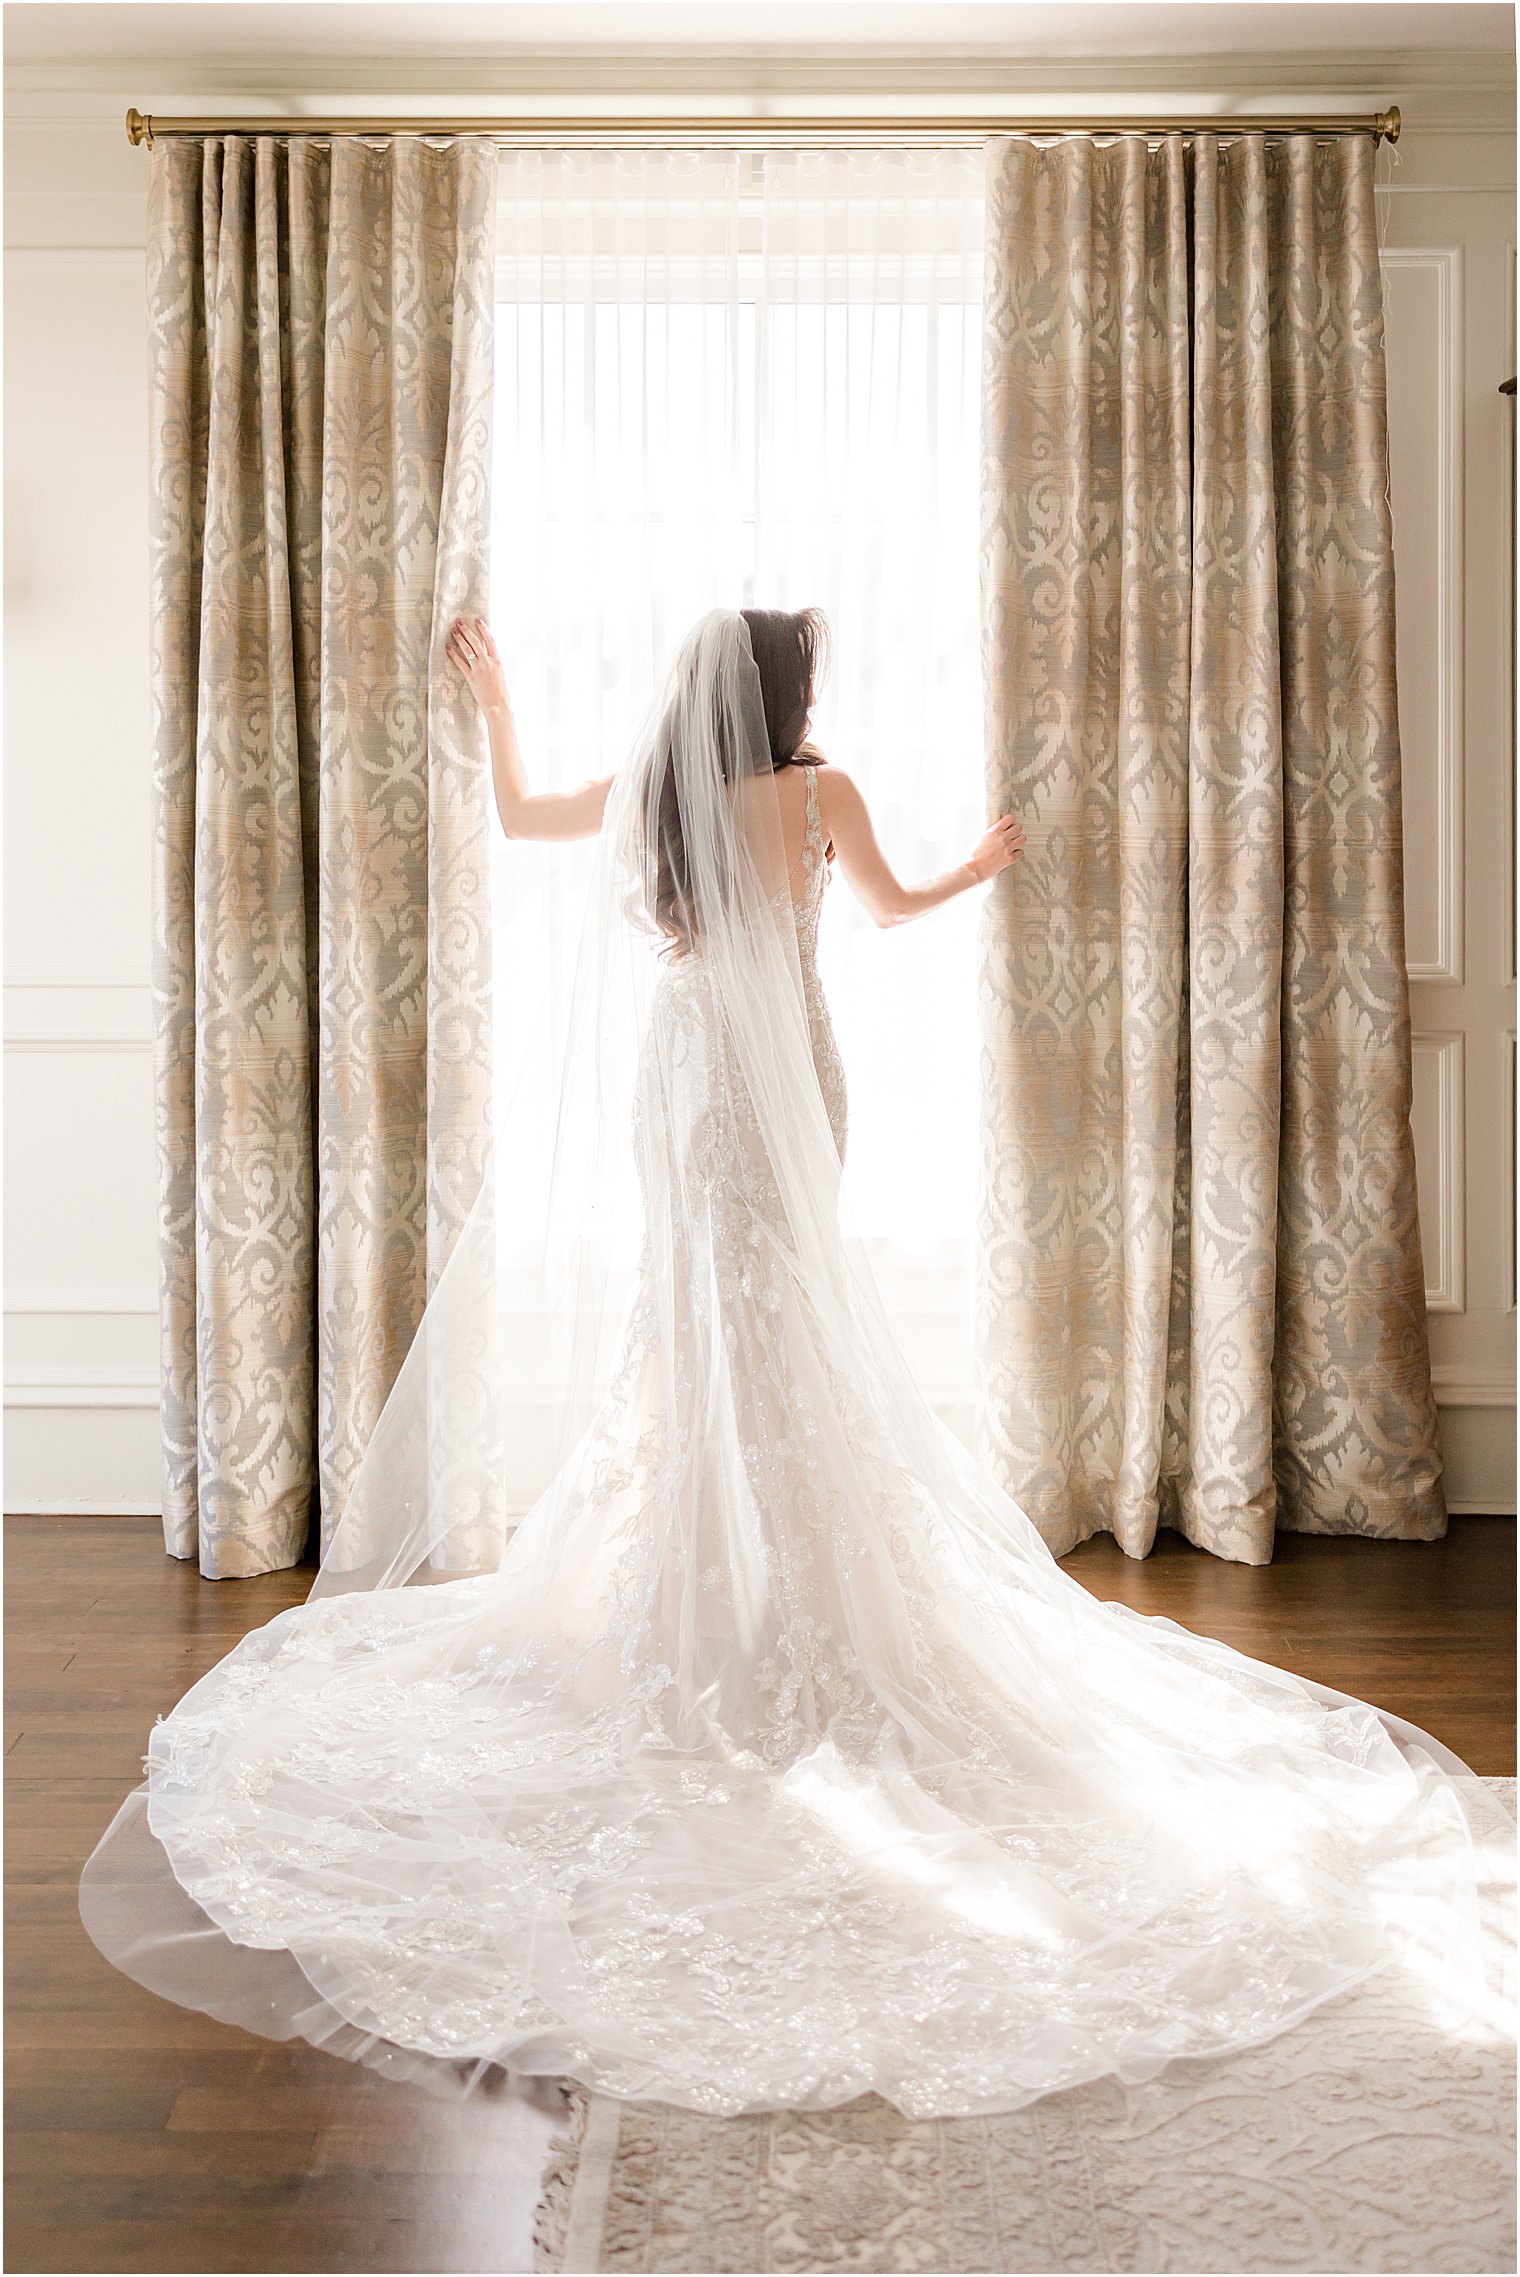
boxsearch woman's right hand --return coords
[967,813,1026,885]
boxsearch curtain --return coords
[148,135,496,1577]
[488,146,986,1511]
[979,131,1445,1564]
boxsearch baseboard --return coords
[7,1503,1515,1527]
[5,1500,163,1517]
[2,1502,538,1522]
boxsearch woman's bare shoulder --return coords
[814,762,865,818]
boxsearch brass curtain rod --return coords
[125,105,1401,149]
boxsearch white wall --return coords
[5,107,158,1510]
[1380,123,1518,1510]
[4,29,1515,1517]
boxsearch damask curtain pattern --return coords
[979,131,1445,1563]
[149,135,496,1578]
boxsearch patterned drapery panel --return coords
[148,136,496,1577]
[979,131,1445,1563]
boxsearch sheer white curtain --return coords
[489,147,985,1489]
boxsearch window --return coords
[489,147,986,1439]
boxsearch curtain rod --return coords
[124,106,1401,150]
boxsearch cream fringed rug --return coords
[534,1780,1516,2275]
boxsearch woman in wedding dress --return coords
[82,606,1495,2119]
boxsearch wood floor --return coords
[1063,1518,1516,1772]
[6,1512,1515,2275]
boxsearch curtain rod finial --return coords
[126,108,153,148]
[1380,105,1401,144]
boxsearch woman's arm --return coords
[446,616,613,841]
[817,766,1025,927]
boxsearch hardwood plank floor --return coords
[4,1520,562,2275]
[1061,1518,1517,1770]
[5,1511,1514,2274]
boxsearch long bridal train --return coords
[82,614,1502,2118]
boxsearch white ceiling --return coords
[5,1,1514,67]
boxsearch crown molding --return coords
[6,43,1514,103]
[8,65,1512,144]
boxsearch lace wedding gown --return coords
[82,617,1496,2119]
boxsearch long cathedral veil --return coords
[80,612,1507,2116]
[309,605,856,1598]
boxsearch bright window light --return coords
[489,148,986,1425]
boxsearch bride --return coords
[82,606,1492,2118]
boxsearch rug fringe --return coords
[533,2085,591,2274]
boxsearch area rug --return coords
[534,1778,1516,2274]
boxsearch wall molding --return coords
[5,1368,157,1410]
[5,1036,152,1053]
[1,245,145,263]
[5,48,1513,98]
[1429,1365,1516,1407]
[1507,1029,1518,1316]
[4,971,150,986]
[1507,238,1517,996]
[1383,244,1465,986]
[5,1289,156,1315]
[5,975,154,1052]
[1411,1029,1466,1313]
[1376,179,1519,196]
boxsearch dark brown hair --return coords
[738,607,830,771]
[651,607,829,951]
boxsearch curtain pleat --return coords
[1185,134,1287,1554]
[1260,137,1443,1537]
[148,135,496,1577]
[979,130,1444,1563]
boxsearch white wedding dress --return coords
[82,613,1498,2119]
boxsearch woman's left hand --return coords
[446,616,511,714]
